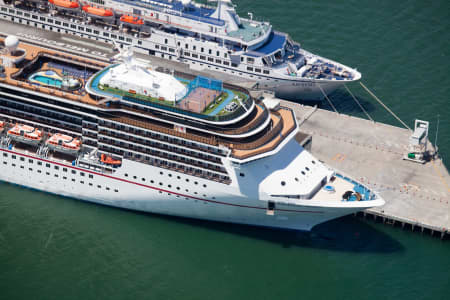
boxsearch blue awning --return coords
[253,32,286,55]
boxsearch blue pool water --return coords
[31,75,62,88]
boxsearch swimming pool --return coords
[30,74,62,88]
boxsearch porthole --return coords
[301,171,306,175]
[239,173,245,177]
[295,177,299,182]
[281,181,286,186]
[203,184,207,188]
[160,171,163,175]
[305,167,310,171]
[159,182,163,186]
[312,160,316,164]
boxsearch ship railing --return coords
[98,142,231,183]
[99,117,227,157]
[117,99,265,136]
[97,136,227,174]
[98,128,222,165]
[229,107,296,159]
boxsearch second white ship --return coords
[0,0,361,100]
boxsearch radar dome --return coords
[4,35,19,53]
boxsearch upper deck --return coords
[0,38,298,162]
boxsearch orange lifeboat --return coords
[7,124,43,145]
[46,133,81,154]
[48,0,80,10]
[0,121,5,133]
[100,154,122,166]
[82,5,114,18]
[120,15,144,26]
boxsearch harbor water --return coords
[1,0,449,299]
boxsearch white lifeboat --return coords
[46,133,81,154]
[7,124,43,145]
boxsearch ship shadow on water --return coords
[152,213,404,254]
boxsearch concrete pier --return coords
[0,20,449,238]
[280,100,450,238]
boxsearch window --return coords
[54,166,59,170]
[247,66,254,72]
[46,163,50,168]
[28,159,33,163]
[215,59,221,64]
[71,170,76,174]
[63,22,69,27]
[263,70,270,74]
[161,46,167,51]
[192,54,198,58]
[89,174,94,179]
[38,161,42,166]
[155,44,159,49]
[164,38,168,44]
[20,157,25,161]
[255,68,261,73]
[94,30,99,34]
[200,55,206,60]
[80,172,85,177]
[208,49,212,54]
[208,57,214,62]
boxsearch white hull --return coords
[0,146,379,231]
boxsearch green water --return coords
[1,0,450,299]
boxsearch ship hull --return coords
[258,78,345,100]
[0,147,366,231]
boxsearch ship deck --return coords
[0,38,297,161]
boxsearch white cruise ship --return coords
[0,0,361,100]
[0,36,383,231]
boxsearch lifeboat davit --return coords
[7,124,43,145]
[46,133,81,155]
[100,154,122,166]
[82,5,114,19]
[48,0,80,10]
[120,15,144,27]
